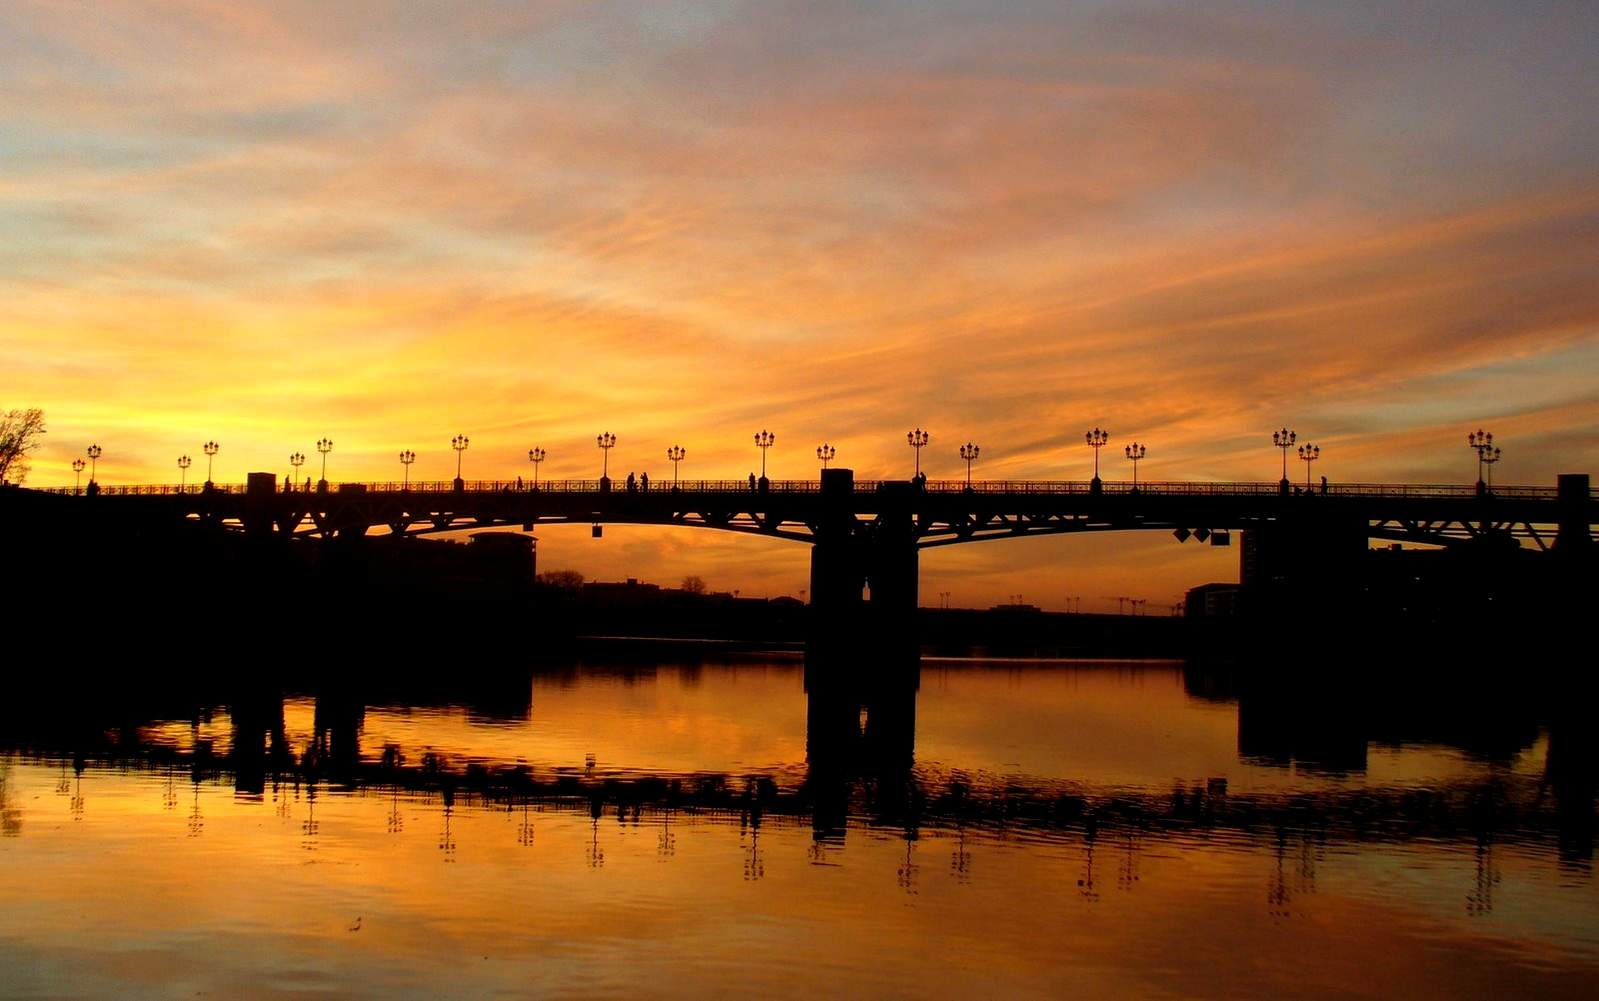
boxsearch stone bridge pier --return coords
[808,470,921,675]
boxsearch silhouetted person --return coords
[640,472,648,492]
[749,472,756,491]
[517,475,523,491]
[627,472,636,493]
[1320,475,1328,496]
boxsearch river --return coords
[2,656,1594,999]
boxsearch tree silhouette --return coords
[0,408,45,485]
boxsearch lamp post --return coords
[597,433,616,487]
[72,458,85,495]
[1480,442,1500,492]
[316,438,333,489]
[1298,443,1319,491]
[451,435,469,488]
[202,440,219,487]
[1468,429,1500,495]
[1272,428,1296,494]
[400,450,416,490]
[907,428,929,480]
[86,444,102,486]
[1086,428,1108,487]
[960,443,980,489]
[667,445,685,487]
[528,447,545,489]
[289,452,305,490]
[817,444,835,469]
[754,430,775,482]
[1125,442,1145,491]
[177,455,191,492]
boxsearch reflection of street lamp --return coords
[316,438,333,487]
[667,445,685,487]
[72,458,86,495]
[86,444,103,485]
[290,452,305,490]
[202,440,219,486]
[1086,428,1108,484]
[400,450,416,490]
[960,442,980,489]
[451,435,469,487]
[528,447,545,489]
[754,430,775,481]
[1125,442,1145,490]
[1297,443,1319,490]
[1468,429,1500,495]
[907,428,929,479]
[597,433,616,484]
[1272,428,1295,493]
[816,444,835,469]
[177,454,191,491]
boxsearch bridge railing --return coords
[32,478,1569,500]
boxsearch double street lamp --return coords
[177,455,191,491]
[597,433,616,485]
[1125,442,1145,491]
[667,445,685,487]
[528,447,546,489]
[960,442,980,489]
[1298,443,1320,491]
[817,444,835,470]
[290,452,305,490]
[907,428,929,480]
[202,440,219,487]
[1086,428,1109,486]
[754,430,775,482]
[1272,428,1296,494]
[316,438,333,489]
[72,458,86,495]
[400,450,416,490]
[86,444,103,486]
[1468,429,1501,494]
[451,435,469,487]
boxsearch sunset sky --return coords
[4,1,1596,611]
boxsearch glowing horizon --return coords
[4,2,1595,611]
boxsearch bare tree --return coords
[0,408,45,485]
[680,574,707,595]
[537,569,586,591]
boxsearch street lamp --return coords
[290,452,305,490]
[907,428,929,480]
[400,450,416,490]
[177,455,191,492]
[754,430,775,482]
[1125,442,1145,491]
[528,447,546,489]
[1086,428,1109,485]
[1298,443,1319,491]
[316,438,333,488]
[202,440,219,486]
[86,444,102,486]
[667,445,685,487]
[1272,428,1296,494]
[960,443,980,489]
[451,435,469,487]
[1468,429,1500,495]
[72,458,86,495]
[817,444,835,469]
[597,433,616,485]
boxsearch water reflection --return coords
[2,657,1597,998]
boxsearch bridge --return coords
[32,469,1597,625]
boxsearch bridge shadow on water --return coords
[5,639,1598,871]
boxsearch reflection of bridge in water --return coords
[27,470,1598,622]
[4,666,1594,871]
